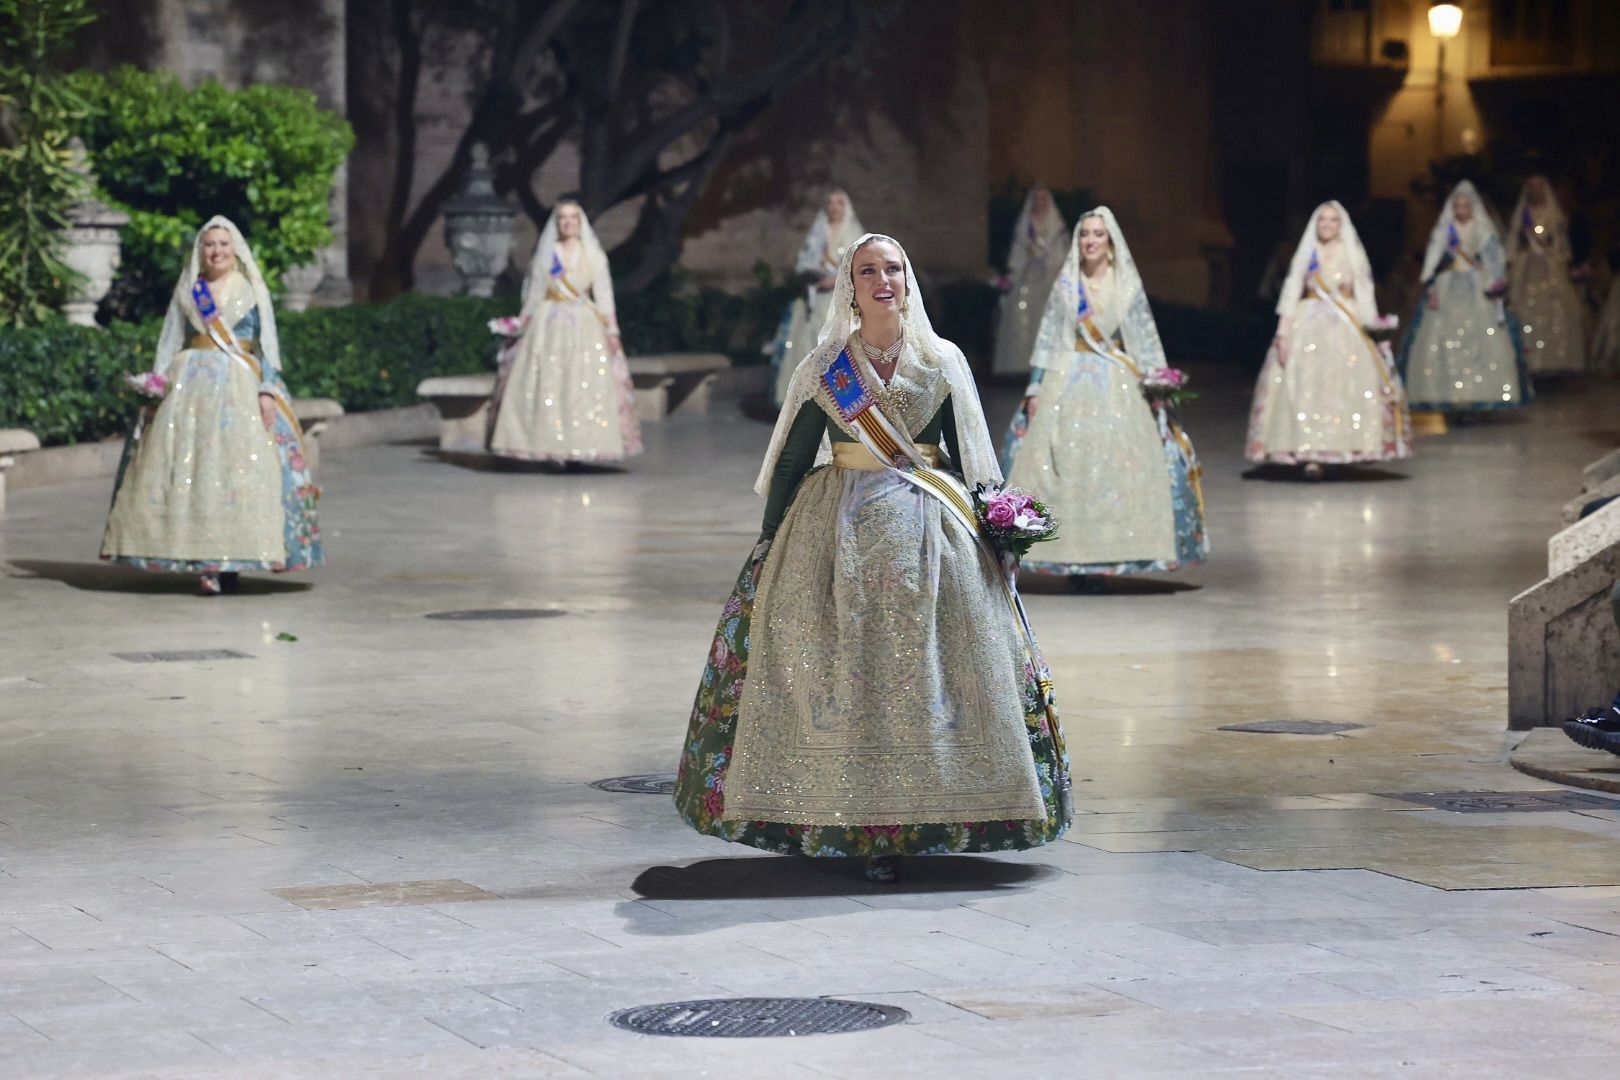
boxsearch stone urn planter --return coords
[279,260,326,313]
[442,143,516,298]
[60,139,129,328]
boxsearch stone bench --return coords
[292,398,343,477]
[416,353,732,452]
[628,353,730,420]
[1509,448,1620,729]
[0,429,41,517]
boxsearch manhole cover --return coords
[113,649,254,663]
[608,997,907,1038]
[1219,720,1366,735]
[1381,790,1620,813]
[423,609,565,621]
[590,773,678,795]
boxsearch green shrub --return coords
[0,270,797,445]
[0,0,95,327]
[617,262,795,366]
[68,66,353,321]
[0,317,157,443]
[0,295,507,445]
[278,294,509,412]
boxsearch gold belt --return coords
[831,441,941,471]
[188,334,259,355]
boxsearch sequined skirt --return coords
[488,299,642,462]
[1003,350,1203,573]
[1510,253,1587,377]
[1400,273,1526,411]
[674,468,1071,855]
[101,349,320,572]
[1246,299,1412,465]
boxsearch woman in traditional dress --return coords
[991,185,1068,378]
[1399,180,1527,413]
[767,188,864,407]
[1507,175,1587,378]
[488,200,641,463]
[1001,208,1207,579]
[101,216,320,595]
[1246,201,1411,475]
[675,233,1072,884]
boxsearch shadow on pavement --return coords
[1016,574,1200,596]
[629,854,1051,902]
[7,559,313,594]
[1241,463,1410,483]
[421,448,629,475]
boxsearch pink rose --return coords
[986,498,1017,528]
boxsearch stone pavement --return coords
[5,371,1620,1078]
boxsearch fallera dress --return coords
[1398,181,1527,412]
[991,189,1068,378]
[1507,180,1587,378]
[488,204,642,463]
[767,197,864,408]
[676,236,1072,857]
[1246,201,1412,466]
[1002,207,1206,576]
[101,218,320,576]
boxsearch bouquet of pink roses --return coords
[124,371,169,399]
[973,484,1058,561]
[1139,366,1195,409]
[487,315,529,339]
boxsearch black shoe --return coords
[1561,706,1620,756]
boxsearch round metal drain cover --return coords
[423,609,565,621]
[1219,720,1366,735]
[609,997,907,1038]
[590,773,677,795]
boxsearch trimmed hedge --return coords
[0,269,791,446]
[278,294,508,412]
[0,295,509,446]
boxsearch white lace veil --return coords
[755,232,1001,495]
[1506,176,1571,267]
[1275,200,1379,327]
[795,190,864,278]
[1420,180,1500,281]
[521,200,610,308]
[1030,206,1166,371]
[154,215,280,372]
[1007,186,1068,277]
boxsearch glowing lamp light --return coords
[1428,2,1463,39]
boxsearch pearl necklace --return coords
[856,332,904,368]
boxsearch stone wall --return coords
[80,0,351,300]
[346,0,1229,305]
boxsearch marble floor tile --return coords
[5,375,1620,1075]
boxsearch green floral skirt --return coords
[673,550,1072,856]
